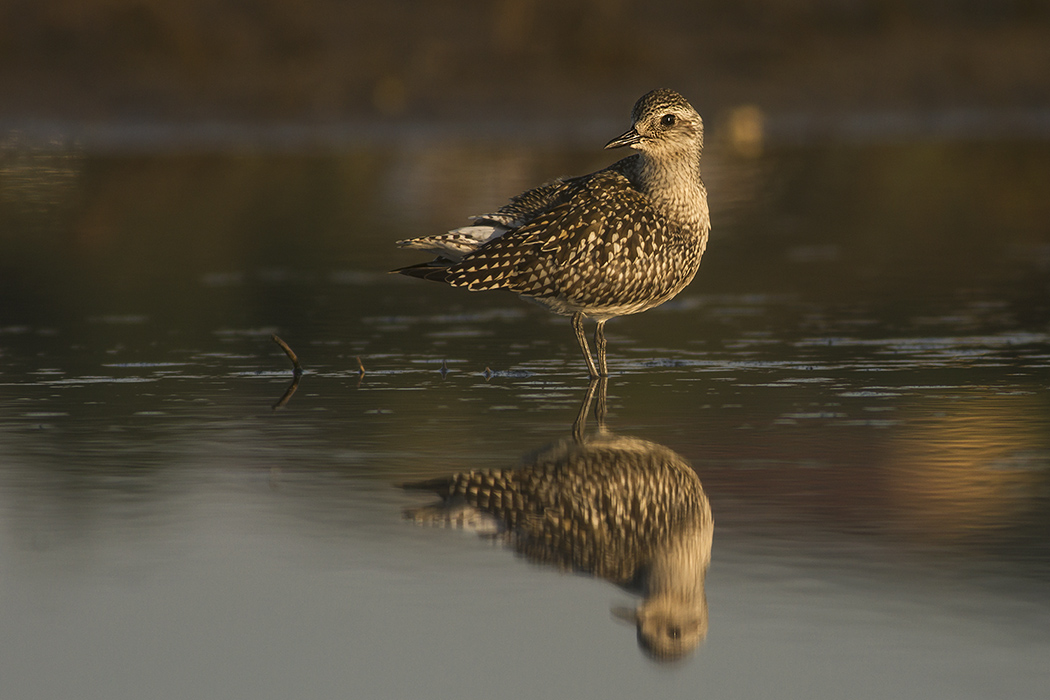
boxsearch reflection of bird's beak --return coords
[605,128,642,149]
[610,605,638,623]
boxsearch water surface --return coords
[1,135,1048,699]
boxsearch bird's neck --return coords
[634,150,709,233]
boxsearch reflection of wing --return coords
[510,434,708,583]
[403,430,713,660]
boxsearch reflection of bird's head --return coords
[614,593,708,662]
[637,594,709,662]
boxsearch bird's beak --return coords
[604,127,642,150]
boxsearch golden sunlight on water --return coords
[886,394,1049,543]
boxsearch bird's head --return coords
[605,89,703,158]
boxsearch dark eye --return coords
[660,114,676,127]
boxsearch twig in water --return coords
[271,334,304,376]
[271,334,304,410]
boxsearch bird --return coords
[393,89,711,378]
[401,380,714,661]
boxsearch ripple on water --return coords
[41,376,159,385]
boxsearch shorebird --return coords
[393,89,710,377]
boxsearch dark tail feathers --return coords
[391,261,453,283]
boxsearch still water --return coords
[1,132,1049,699]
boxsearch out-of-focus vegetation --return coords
[1,0,1048,123]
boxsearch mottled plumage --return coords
[403,429,713,661]
[394,89,710,377]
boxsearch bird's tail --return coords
[389,260,453,283]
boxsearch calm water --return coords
[1,133,1049,699]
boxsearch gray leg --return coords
[594,320,609,377]
[572,312,599,379]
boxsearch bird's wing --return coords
[473,176,580,228]
[396,157,644,262]
[445,169,678,294]
[396,174,586,260]
[475,155,641,228]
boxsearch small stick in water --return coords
[270,334,303,410]
[271,334,304,376]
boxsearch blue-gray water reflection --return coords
[1,137,1049,699]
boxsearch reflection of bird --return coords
[394,89,710,378]
[403,384,713,660]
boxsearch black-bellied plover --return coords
[394,89,710,377]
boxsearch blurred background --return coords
[2,0,1049,134]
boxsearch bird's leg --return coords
[594,320,609,377]
[572,312,600,379]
